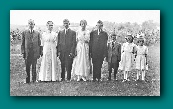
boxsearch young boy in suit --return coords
[107,34,121,81]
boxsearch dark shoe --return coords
[61,79,65,82]
[26,80,30,84]
[66,79,71,82]
[108,77,111,81]
[24,81,30,84]
[114,77,118,81]
[108,78,111,81]
[92,79,96,82]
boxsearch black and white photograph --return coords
[10,10,160,96]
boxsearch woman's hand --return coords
[85,40,89,43]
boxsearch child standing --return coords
[135,37,148,81]
[107,34,121,81]
[119,35,136,82]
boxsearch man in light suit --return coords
[107,34,121,81]
[89,20,108,82]
[57,19,77,82]
[21,19,41,83]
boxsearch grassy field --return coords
[10,43,160,96]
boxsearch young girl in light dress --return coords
[119,35,136,82]
[135,37,148,81]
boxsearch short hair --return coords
[80,20,87,26]
[97,20,103,26]
[63,19,70,23]
[28,19,35,25]
[46,21,54,26]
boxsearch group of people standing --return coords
[21,19,148,84]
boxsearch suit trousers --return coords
[92,58,103,81]
[25,49,37,83]
[108,61,119,80]
[60,53,73,81]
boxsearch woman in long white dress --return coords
[39,21,60,81]
[71,20,90,81]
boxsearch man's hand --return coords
[57,52,60,57]
[104,57,108,62]
[85,40,89,43]
[22,53,26,59]
[40,46,43,57]
[69,53,75,58]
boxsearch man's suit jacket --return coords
[57,28,76,58]
[21,30,41,60]
[107,41,121,63]
[89,29,108,62]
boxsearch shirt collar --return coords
[65,28,69,31]
[29,29,34,33]
[98,29,102,32]
[47,30,52,33]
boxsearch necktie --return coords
[65,29,68,34]
[112,41,114,49]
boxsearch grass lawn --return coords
[10,43,160,96]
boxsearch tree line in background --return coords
[10,20,160,46]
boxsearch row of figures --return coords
[20,19,148,84]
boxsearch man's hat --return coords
[28,19,35,25]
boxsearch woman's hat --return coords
[125,34,134,42]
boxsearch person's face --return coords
[47,25,53,31]
[29,23,35,30]
[112,36,117,41]
[81,22,86,29]
[63,22,69,29]
[127,37,133,43]
[138,40,143,46]
[97,23,102,30]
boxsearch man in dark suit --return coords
[107,34,121,81]
[21,19,41,83]
[89,20,108,82]
[57,19,76,82]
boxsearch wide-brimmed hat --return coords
[125,34,134,42]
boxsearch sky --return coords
[10,10,160,26]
